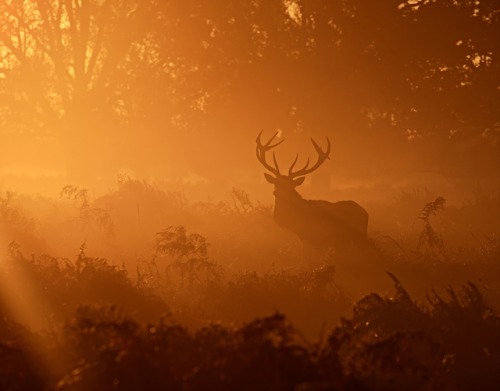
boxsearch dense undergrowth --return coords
[1,178,499,390]
[0,257,498,390]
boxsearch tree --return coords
[1,0,498,184]
[0,0,162,179]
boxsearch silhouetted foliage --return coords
[60,186,113,234]
[326,274,500,391]
[0,182,499,390]
[1,266,499,390]
[417,196,446,259]
[0,315,45,391]
[2,242,167,325]
[154,225,209,259]
[1,182,500,389]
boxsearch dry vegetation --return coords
[1,178,499,390]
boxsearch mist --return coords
[0,1,499,390]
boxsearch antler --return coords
[256,130,285,176]
[288,137,331,178]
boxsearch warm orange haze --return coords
[0,1,499,390]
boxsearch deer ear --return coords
[293,177,305,187]
[264,173,276,184]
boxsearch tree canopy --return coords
[0,0,498,183]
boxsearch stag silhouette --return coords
[256,131,368,252]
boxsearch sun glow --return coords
[0,236,67,381]
[0,1,498,388]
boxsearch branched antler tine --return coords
[255,147,262,161]
[289,157,310,178]
[255,130,266,147]
[288,153,299,175]
[256,131,284,176]
[267,135,285,149]
[289,138,330,178]
[256,131,284,150]
[269,138,285,149]
[256,145,278,174]
[310,138,321,152]
[264,132,278,147]
[300,157,311,172]
[311,137,331,158]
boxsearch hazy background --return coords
[0,0,498,275]
[0,0,498,200]
[0,1,499,366]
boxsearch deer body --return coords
[273,185,368,249]
[256,131,368,251]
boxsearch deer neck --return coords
[273,189,304,226]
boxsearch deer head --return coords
[255,131,368,252]
[256,130,331,197]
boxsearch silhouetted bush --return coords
[0,315,46,391]
[1,185,499,390]
[3,243,167,325]
[54,309,318,391]
[324,274,500,391]
[1,272,498,391]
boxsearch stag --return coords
[256,131,368,252]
